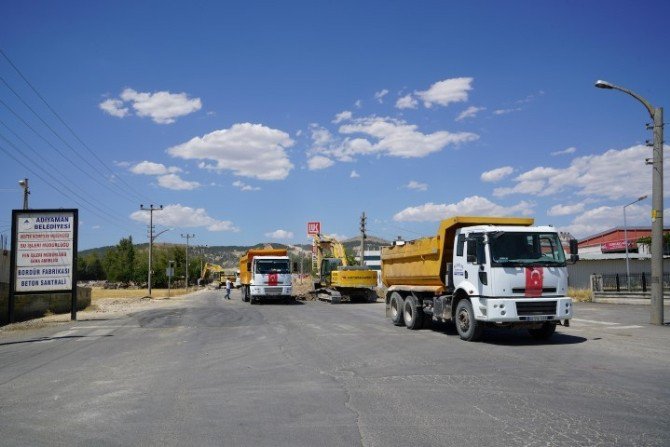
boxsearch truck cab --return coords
[247,256,293,304]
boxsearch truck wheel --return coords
[455,299,483,341]
[528,322,557,340]
[403,295,424,330]
[389,292,405,326]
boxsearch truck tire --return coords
[528,322,557,340]
[389,292,405,326]
[455,299,483,341]
[403,295,424,330]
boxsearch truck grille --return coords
[516,301,557,316]
[512,287,557,294]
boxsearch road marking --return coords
[571,318,619,326]
[607,325,644,330]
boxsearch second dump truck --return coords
[382,216,577,341]
[239,248,293,304]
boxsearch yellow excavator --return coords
[200,262,225,288]
[312,233,378,303]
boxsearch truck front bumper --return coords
[250,286,292,297]
[470,297,572,323]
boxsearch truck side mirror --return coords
[569,239,579,264]
[476,240,486,265]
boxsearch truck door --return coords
[463,232,491,297]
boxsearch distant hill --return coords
[79,236,391,269]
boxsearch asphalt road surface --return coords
[1,289,669,446]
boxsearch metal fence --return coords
[599,272,670,292]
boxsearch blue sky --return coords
[1,0,669,250]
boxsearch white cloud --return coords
[308,155,335,170]
[92,225,101,230]
[310,124,334,146]
[406,180,428,191]
[333,110,353,124]
[393,196,535,222]
[547,203,586,216]
[350,170,360,178]
[157,174,200,190]
[551,146,577,156]
[456,106,486,121]
[481,166,514,183]
[325,233,348,241]
[493,108,522,115]
[130,204,238,232]
[119,88,202,124]
[331,116,478,159]
[168,123,294,180]
[130,161,182,175]
[395,94,418,110]
[375,89,389,103]
[355,99,362,109]
[265,229,294,240]
[415,77,473,108]
[99,99,129,118]
[560,204,649,238]
[493,144,663,201]
[232,180,260,191]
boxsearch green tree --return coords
[105,236,136,283]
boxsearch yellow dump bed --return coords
[239,248,288,285]
[381,216,534,290]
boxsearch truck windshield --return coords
[256,260,290,274]
[489,232,566,267]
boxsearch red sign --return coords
[601,240,636,253]
[525,267,543,297]
[307,221,321,236]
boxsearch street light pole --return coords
[18,178,29,209]
[596,80,664,325]
[623,195,648,291]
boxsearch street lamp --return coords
[623,195,648,291]
[18,178,29,209]
[596,79,664,325]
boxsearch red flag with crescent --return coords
[525,267,543,297]
[268,273,278,286]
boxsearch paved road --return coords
[1,289,669,446]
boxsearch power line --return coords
[0,48,152,202]
[0,138,138,233]
[0,75,146,203]
[0,97,141,204]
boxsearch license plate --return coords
[527,315,547,321]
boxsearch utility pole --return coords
[140,204,163,296]
[360,212,367,266]
[181,233,195,289]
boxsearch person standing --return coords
[225,278,232,300]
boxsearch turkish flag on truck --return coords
[525,267,543,297]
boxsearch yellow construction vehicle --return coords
[200,262,225,288]
[312,233,378,303]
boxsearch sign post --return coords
[8,209,78,323]
[307,222,321,272]
[166,261,174,298]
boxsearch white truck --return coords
[382,216,578,341]
[239,248,294,304]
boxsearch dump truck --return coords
[382,216,578,341]
[312,233,378,303]
[239,248,293,304]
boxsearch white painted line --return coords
[607,325,644,330]
[571,318,619,326]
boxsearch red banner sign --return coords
[307,221,321,236]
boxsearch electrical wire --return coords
[0,48,152,203]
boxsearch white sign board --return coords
[14,211,75,292]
